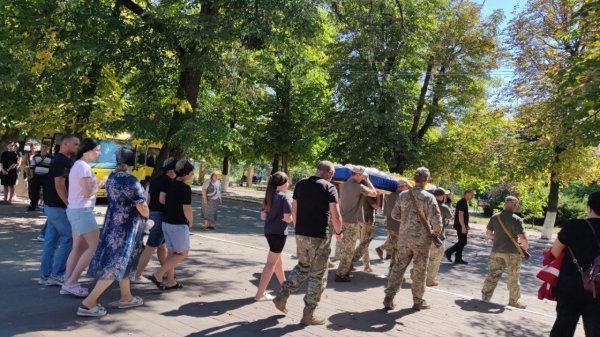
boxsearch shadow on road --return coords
[455,299,506,314]
[162,297,255,317]
[188,315,304,337]
[327,307,415,333]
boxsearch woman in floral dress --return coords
[77,148,149,317]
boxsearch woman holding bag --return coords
[255,172,292,301]
[550,191,600,337]
[202,171,222,230]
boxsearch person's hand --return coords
[260,210,267,221]
[461,227,467,234]
[336,233,343,241]
[520,241,529,250]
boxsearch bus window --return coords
[92,139,131,169]
[137,146,147,165]
[146,147,160,168]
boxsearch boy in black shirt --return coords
[148,160,194,290]
[445,189,474,264]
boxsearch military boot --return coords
[273,295,288,314]
[300,308,326,326]
[412,300,431,310]
[383,296,395,310]
[426,280,439,287]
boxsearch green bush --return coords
[556,194,588,227]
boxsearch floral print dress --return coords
[87,172,146,281]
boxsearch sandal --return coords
[164,282,183,291]
[77,304,107,317]
[145,274,163,290]
[118,296,144,309]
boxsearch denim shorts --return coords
[146,211,165,247]
[66,207,98,236]
[162,222,190,253]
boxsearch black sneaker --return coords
[454,260,468,265]
[444,250,453,262]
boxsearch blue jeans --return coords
[40,206,73,278]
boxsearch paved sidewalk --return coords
[0,197,582,337]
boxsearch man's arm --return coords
[458,210,467,234]
[329,202,343,240]
[183,204,193,228]
[519,233,529,250]
[55,176,68,206]
[486,230,494,239]
[362,177,378,198]
[291,199,298,226]
[429,199,443,234]
[391,198,402,222]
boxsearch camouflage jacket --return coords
[391,186,443,246]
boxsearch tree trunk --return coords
[281,152,289,175]
[271,153,280,174]
[541,174,560,240]
[197,160,205,185]
[246,165,254,188]
[222,155,230,193]
[410,55,434,137]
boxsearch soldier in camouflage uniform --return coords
[335,166,377,282]
[383,168,442,311]
[411,188,453,286]
[273,161,344,325]
[481,196,528,309]
[352,194,379,272]
[377,178,411,274]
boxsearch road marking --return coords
[193,233,558,320]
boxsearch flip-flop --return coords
[145,274,163,290]
[164,282,183,290]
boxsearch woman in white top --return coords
[62,138,101,297]
[201,171,222,230]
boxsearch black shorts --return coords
[0,171,17,186]
[265,234,287,253]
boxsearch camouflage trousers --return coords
[410,240,445,283]
[277,235,332,311]
[335,222,362,278]
[353,220,375,266]
[385,240,431,305]
[379,230,399,274]
[481,252,521,305]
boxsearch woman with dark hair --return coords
[61,139,101,297]
[147,159,195,290]
[77,147,149,317]
[0,142,19,205]
[202,170,222,230]
[550,191,600,337]
[255,171,292,301]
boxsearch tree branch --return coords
[411,55,434,137]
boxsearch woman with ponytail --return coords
[255,171,292,301]
[62,138,101,297]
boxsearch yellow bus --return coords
[43,132,162,197]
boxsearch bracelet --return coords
[335,230,343,235]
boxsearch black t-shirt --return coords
[293,176,338,238]
[44,153,72,208]
[148,174,174,212]
[556,218,600,298]
[164,180,192,225]
[1,151,18,172]
[454,198,470,230]
[265,191,292,235]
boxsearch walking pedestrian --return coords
[335,165,377,282]
[549,191,600,337]
[77,147,149,317]
[61,139,101,297]
[272,161,343,325]
[445,189,475,264]
[39,135,80,286]
[1,142,20,205]
[202,171,222,230]
[352,193,380,272]
[376,178,411,270]
[147,159,195,290]
[255,171,292,301]
[133,158,176,283]
[27,143,53,212]
[419,188,453,287]
[383,167,442,311]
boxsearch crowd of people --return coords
[1,135,599,336]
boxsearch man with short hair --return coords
[445,188,475,264]
[383,167,442,311]
[376,178,410,271]
[273,160,343,326]
[335,165,377,282]
[352,193,379,272]
[39,135,80,286]
[27,143,53,211]
[423,188,453,286]
[481,196,528,309]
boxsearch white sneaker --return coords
[47,276,64,286]
[255,293,276,302]
[38,277,50,285]
[77,304,107,317]
[36,235,45,242]
[60,283,89,297]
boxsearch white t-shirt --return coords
[68,159,97,208]
[202,179,221,200]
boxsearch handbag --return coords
[567,220,600,299]
[496,214,531,260]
